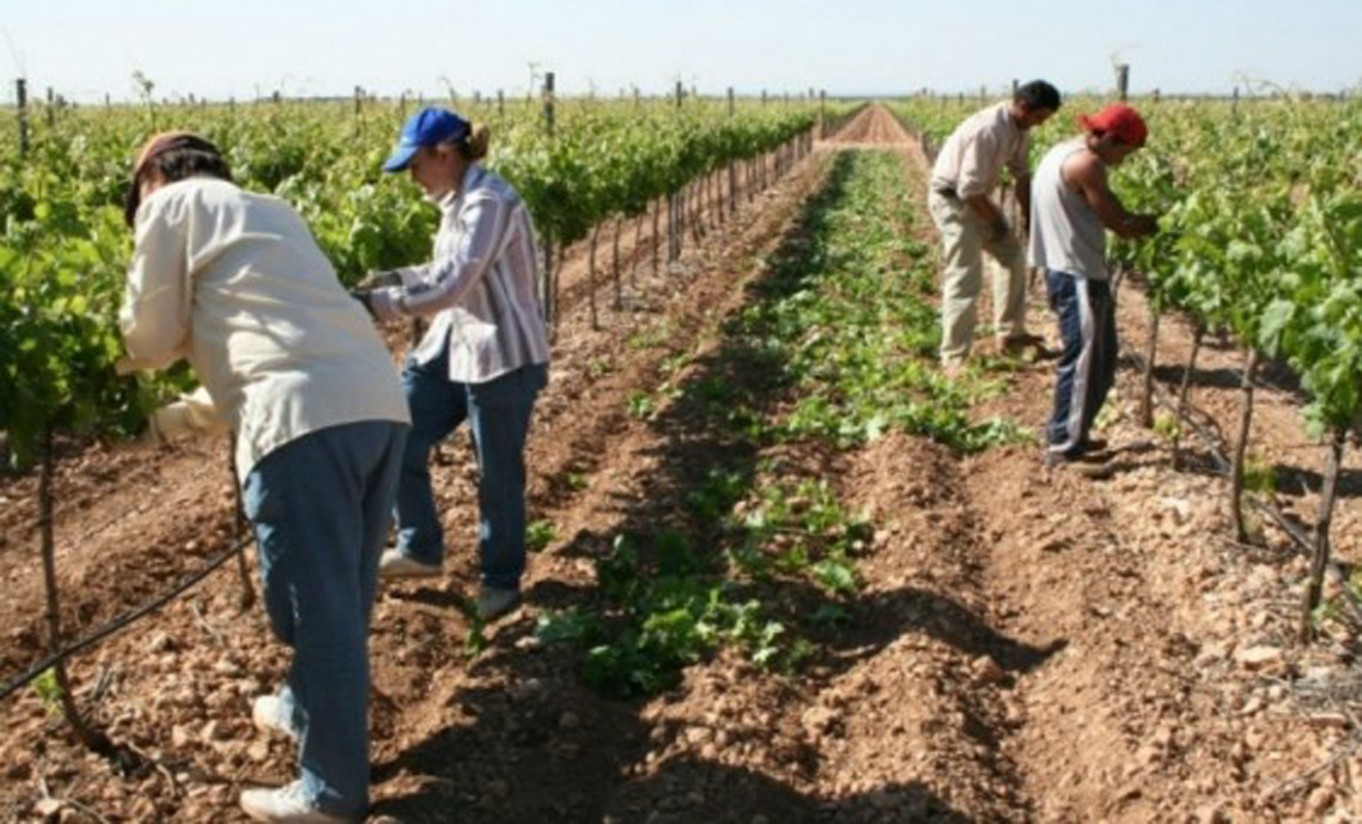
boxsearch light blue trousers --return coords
[242,420,407,818]
[394,349,547,591]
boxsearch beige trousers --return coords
[928,190,1028,366]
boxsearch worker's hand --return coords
[349,289,378,320]
[114,356,139,376]
[135,400,206,447]
[356,270,403,290]
[1125,214,1160,237]
[134,387,227,448]
[134,403,184,448]
[988,216,1011,244]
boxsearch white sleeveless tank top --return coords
[1028,138,1109,280]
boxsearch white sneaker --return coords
[377,549,441,579]
[476,586,522,621]
[239,784,351,823]
[252,695,298,742]
[941,361,966,381]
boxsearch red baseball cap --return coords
[1079,104,1148,147]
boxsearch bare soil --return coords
[2,106,1360,822]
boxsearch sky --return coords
[2,0,1359,104]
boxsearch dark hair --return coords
[123,140,233,227]
[1015,80,1062,113]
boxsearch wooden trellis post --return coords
[1230,349,1259,544]
[541,72,557,331]
[16,78,30,158]
[1303,426,1351,640]
[38,431,115,755]
[728,87,738,213]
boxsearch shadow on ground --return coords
[372,151,1051,822]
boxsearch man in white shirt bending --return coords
[121,132,410,823]
[928,80,1061,373]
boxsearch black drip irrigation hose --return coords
[0,532,254,703]
[1116,333,1362,629]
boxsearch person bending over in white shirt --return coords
[120,132,410,823]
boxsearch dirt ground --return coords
[2,106,1361,822]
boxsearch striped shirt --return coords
[371,163,551,383]
[929,102,1030,200]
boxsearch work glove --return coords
[1125,214,1160,237]
[349,289,378,319]
[988,216,1011,244]
[356,269,403,289]
[137,387,227,447]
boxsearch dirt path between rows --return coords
[818,108,1362,820]
[906,105,1362,817]
[2,106,1360,822]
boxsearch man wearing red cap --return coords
[1028,104,1160,473]
[929,80,1061,374]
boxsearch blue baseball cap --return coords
[382,107,471,173]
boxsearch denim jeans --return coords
[242,420,407,818]
[394,347,547,591]
[1045,270,1117,457]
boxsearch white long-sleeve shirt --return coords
[120,177,410,480]
[929,102,1030,199]
[370,163,550,383]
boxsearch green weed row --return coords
[536,150,1022,697]
[734,150,1026,452]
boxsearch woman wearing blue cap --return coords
[351,107,550,620]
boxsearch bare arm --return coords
[1064,152,1157,239]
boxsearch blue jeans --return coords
[242,420,407,818]
[394,348,547,590]
[1045,270,1117,457]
